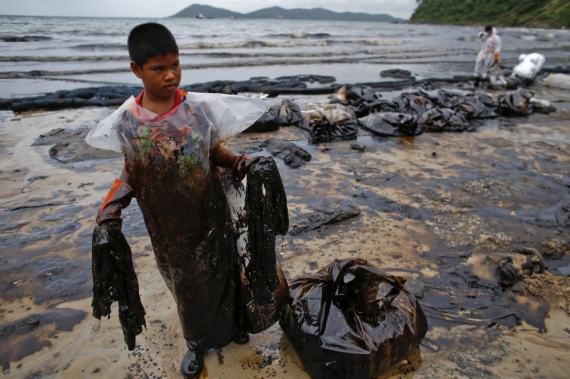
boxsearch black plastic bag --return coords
[497,88,535,117]
[245,103,281,132]
[417,108,470,133]
[91,220,146,350]
[280,258,428,379]
[277,99,303,126]
[454,91,499,119]
[359,112,422,137]
[245,99,303,132]
[331,86,380,117]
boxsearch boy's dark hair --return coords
[484,25,493,31]
[128,23,179,68]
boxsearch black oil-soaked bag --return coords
[305,104,359,143]
[238,156,290,333]
[91,220,146,350]
[358,112,422,137]
[280,258,428,379]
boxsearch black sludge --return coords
[240,156,289,332]
[266,139,311,168]
[305,104,358,143]
[359,112,422,137]
[280,258,428,379]
[91,220,146,350]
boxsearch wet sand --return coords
[1,86,570,378]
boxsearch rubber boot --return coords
[233,330,250,345]
[181,349,204,379]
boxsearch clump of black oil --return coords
[236,156,290,333]
[91,219,146,350]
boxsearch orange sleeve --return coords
[96,179,134,225]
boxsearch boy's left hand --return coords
[233,154,250,181]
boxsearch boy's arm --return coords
[96,166,135,225]
[210,144,250,181]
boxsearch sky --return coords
[0,0,418,19]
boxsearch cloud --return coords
[1,0,418,19]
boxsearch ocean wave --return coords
[71,43,127,51]
[0,35,52,42]
[0,47,476,63]
[0,58,359,78]
[178,40,331,49]
[178,39,404,49]
[266,33,332,39]
[0,54,474,79]
[0,55,129,62]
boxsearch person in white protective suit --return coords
[512,53,545,82]
[474,26,501,87]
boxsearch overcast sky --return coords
[1,0,418,19]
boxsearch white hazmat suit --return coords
[475,28,501,79]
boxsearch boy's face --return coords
[131,53,181,102]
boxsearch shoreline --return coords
[1,80,569,377]
[3,66,570,112]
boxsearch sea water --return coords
[1,15,570,98]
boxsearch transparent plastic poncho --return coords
[85,93,267,159]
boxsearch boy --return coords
[86,23,268,378]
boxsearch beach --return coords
[1,16,570,379]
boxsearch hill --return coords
[171,4,241,18]
[171,4,402,22]
[410,0,570,28]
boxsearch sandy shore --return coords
[1,86,570,379]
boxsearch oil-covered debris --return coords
[495,247,545,287]
[246,99,303,132]
[91,220,146,350]
[0,76,337,112]
[239,156,290,332]
[359,112,421,137]
[303,104,359,144]
[265,139,311,168]
[280,258,428,379]
[380,69,414,79]
[289,200,361,235]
